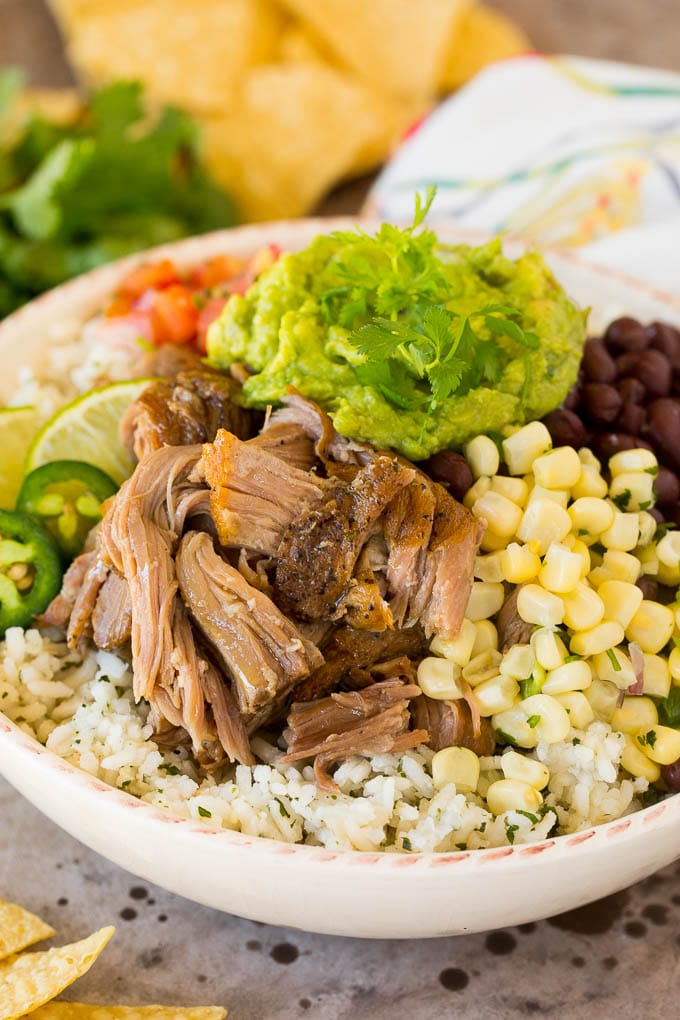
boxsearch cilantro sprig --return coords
[323,187,539,420]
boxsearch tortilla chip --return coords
[277,25,331,66]
[27,1005,226,1020]
[200,62,417,220]
[275,0,468,100]
[48,0,284,114]
[440,3,530,91]
[0,926,114,1020]
[0,900,55,962]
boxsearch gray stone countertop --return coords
[2,775,678,1019]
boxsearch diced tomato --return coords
[248,243,281,277]
[188,255,243,290]
[117,258,181,300]
[196,296,229,353]
[147,285,200,345]
[104,295,133,318]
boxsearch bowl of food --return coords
[1,209,680,939]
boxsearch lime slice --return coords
[26,379,152,486]
[0,406,41,509]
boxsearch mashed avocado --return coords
[207,229,586,461]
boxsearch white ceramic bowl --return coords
[1,220,680,939]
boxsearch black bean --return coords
[582,383,622,424]
[647,321,680,364]
[636,576,659,601]
[582,339,617,383]
[591,432,652,460]
[663,501,680,526]
[564,384,581,411]
[617,349,672,399]
[425,450,473,500]
[615,402,646,436]
[604,316,649,352]
[649,507,665,524]
[616,377,646,405]
[654,466,680,507]
[661,760,680,793]
[645,398,680,470]
[542,408,587,448]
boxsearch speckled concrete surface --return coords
[2,775,678,1018]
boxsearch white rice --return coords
[1,627,648,852]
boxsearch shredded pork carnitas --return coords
[46,380,484,784]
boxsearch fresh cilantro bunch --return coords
[318,187,539,419]
[0,71,236,317]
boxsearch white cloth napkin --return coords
[366,54,680,297]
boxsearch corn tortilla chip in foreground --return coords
[275,0,468,100]
[0,926,114,1020]
[439,3,530,91]
[47,0,284,114]
[0,900,55,962]
[200,62,420,220]
[26,1005,227,1020]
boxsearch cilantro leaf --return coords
[658,688,680,729]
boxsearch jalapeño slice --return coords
[16,460,118,560]
[0,509,62,636]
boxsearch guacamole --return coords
[207,231,587,461]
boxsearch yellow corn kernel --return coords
[492,709,538,749]
[637,512,657,548]
[465,581,505,622]
[490,475,529,507]
[432,746,481,792]
[585,679,620,722]
[531,627,567,670]
[600,511,640,552]
[516,584,565,627]
[465,435,500,479]
[669,645,680,682]
[621,737,661,782]
[498,643,533,680]
[637,724,680,765]
[609,471,655,513]
[542,659,593,695]
[592,648,636,690]
[517,499,572,555]
[539,542,583,594]
[500,542,541,584]
[502,421,552,476]
[556,691,595,729]
[474,674,519,716]
[626,600,675,654]
[417,657,465,700]
[472,490,523,539]
[462,650,503,687]
[598,579,644,629]
[657,559,680,587]
[532,446,582,490]
[642,654,671,699]
[562,583,605,632]
[570,621,625,658]
[609,448,659,476]
[566,537,592,578]
[611,696,658,735]
[463,476,491,510]
[500,749,550,790]
[430,618,477,667]
[474,551,505,583]
[637,545,659,577]
[656,530,680,569]
[527,484,570,508]
[486,778,543,816]
[568,497,614,543]
[578,447,601,470]
[472,619,498,655]
[571,465,609,500]
[520,693,571,743]
[602,550,642,584]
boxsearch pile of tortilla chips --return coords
[0,898,226,1019]
[46,0,528,221]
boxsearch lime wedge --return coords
[26,379,152,486]
[0,406,41,509]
